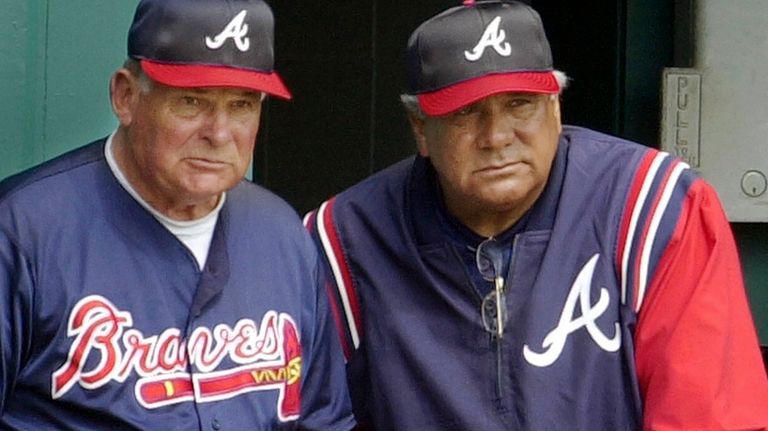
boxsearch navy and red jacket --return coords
[306,126,768,430]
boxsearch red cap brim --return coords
[140,60,291,100]
[417,71,558,116]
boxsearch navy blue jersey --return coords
[306,126,768,430]
[0,139,355,430]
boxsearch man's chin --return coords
[186,172,240,192]
[479,186,539,212]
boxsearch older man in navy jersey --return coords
[0,0,354,429]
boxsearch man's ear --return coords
[407,113,430,157]
[552,95,562,134]
[110,69,140,127]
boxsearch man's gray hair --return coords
[123,58,154,93]
[401,70,570,118]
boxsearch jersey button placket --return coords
[211,418,221,430]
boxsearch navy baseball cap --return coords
[407,0,558,115]
[128,0,291,99]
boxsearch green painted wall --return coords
[0,0,44,178]
[0,0,138,179]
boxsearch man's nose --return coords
[202,109,234,146]
[479,111,517,150]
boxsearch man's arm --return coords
[303,199,362,363]
[635,179,768,430]
[295,238,356,431]
[304,200,374,429]
[0,229,34,414]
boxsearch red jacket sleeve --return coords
[635,179,768,430]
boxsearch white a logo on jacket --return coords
[523,254,621,367]
[464,16,512,61]
[205,10,250,52]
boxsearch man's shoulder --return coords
[226,181,306,237]
[561,125,698,184]
[560,125,661,182]
[0,139,106,202]
[228,180,300,215]
[562,125,649,154]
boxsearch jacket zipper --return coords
[494,234,520,400]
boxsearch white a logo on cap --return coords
[464,16,511,61]
[205,10,250,52]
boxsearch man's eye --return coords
[232,100,253,110]
[170,96,206,116]
[509,98,532,107]
[455,105,477,116]
[181,96,199,106]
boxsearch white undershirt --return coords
[104,132,224,269]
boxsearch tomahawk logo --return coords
[52,295,302,421]
[523,254,621,367]
[205,10,250,52]
[464,16,512,61]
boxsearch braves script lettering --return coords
[523,254,621,367]
[464,16,512,61]
[205,10,250,52]
[51,295,301,419]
